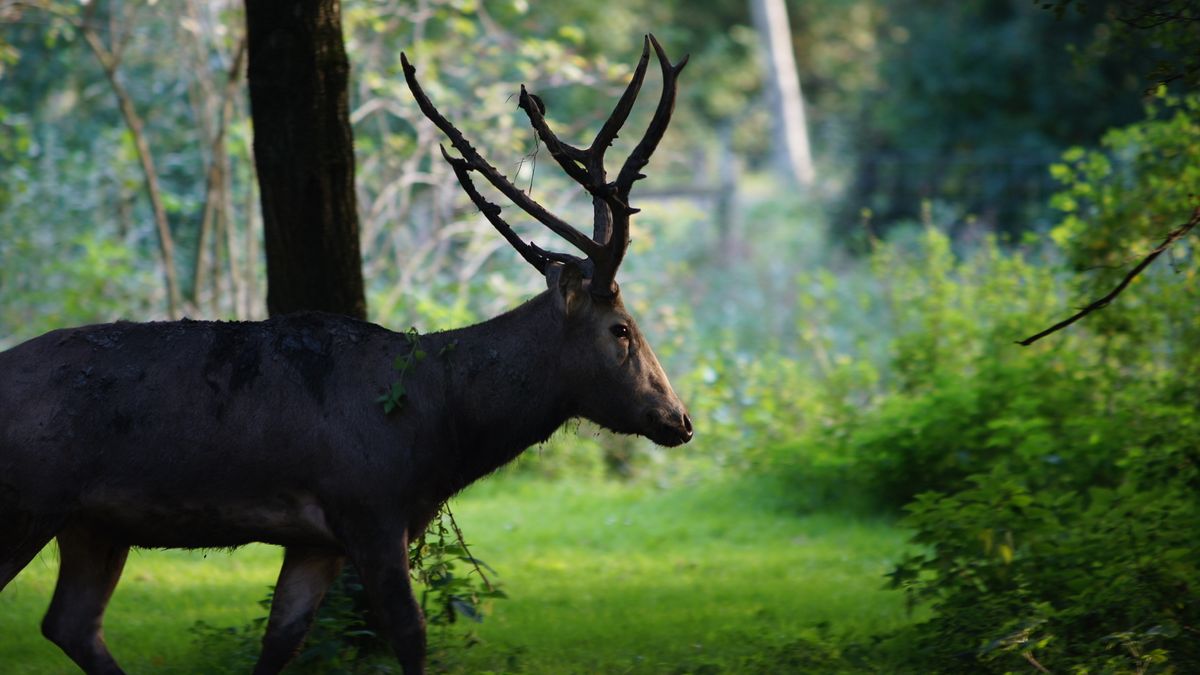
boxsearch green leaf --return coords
[450,597,484,623]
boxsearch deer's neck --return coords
[420,291,572,491]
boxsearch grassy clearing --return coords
[0,475,916,673]
[436,476,916,674]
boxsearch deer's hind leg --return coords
[252,546,345,675]
[342,521,425,675]
[41,524,129,675]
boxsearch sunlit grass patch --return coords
[436,475,915,673]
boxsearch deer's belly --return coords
[76,489,341,549]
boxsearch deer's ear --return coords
[546,264,589,318]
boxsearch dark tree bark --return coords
[245,0,366,320]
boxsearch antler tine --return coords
[440,145,592,275]
[590,36,652,163]
[401,53,604,264]
[519,38,652,248]
[438,145,550,274]
[516,36,651,185]
[518,85,590,186]
[516,89,618,253]
[614,34,688,200]
[589,34,688,297]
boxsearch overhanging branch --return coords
[1017,206,1200,346]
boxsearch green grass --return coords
[0,475,917,673]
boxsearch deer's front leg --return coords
[341,518,426,675]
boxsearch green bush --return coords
[871,92,1200,674]
[752,224,1088,508]
[769,99,1199,508]
[890,454,1199,674]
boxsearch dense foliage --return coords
[883,92,1199,675]
[760,96,1198,672]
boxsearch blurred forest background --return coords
[1,0,1198,673]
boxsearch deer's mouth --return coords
[645,408,693,447]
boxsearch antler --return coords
[401,34,687,298]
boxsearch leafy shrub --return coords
[874,92,1200,674]
[772,91,1199,502]
[409,507,507,631]
[754,223,1090,508]
[890,453,1199,673]
[191,508,503,673]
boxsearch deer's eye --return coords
[610,324,630,339]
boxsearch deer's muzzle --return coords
[646,408,693,447]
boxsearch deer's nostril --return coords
[681,413,693,435]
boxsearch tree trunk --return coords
[749,0,815,188]
[245,0,366,320]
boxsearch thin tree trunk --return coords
[80,24,184,318]
[244,0,366,320]
[193,37,248,312]
[715,121,740,263]
[219,118,241,318]
[242,160,260,320]
[749,0,815,188]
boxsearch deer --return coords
[0,35,689,675]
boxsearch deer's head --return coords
[403,35,693,447]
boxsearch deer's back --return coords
[0,313,405,548]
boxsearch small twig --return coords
[443,504,495,592]
[1018,206,1200,346]
[526,138,540,196]
[507,92,543,195]
[1023,650,1052,674]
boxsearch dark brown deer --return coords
[0,35,689,675]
